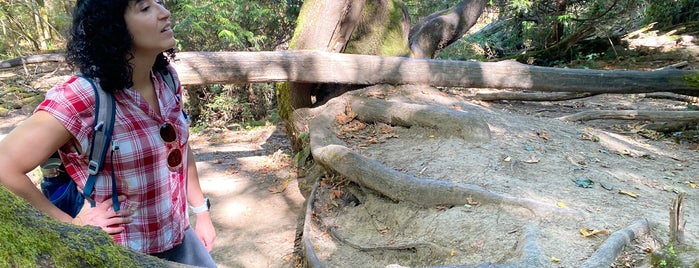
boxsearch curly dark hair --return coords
[65,0,175,93]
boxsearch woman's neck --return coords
[129,53,157,95]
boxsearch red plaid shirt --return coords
[36,65,190,254]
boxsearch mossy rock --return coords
[0,186,166,267]
[650,243,699,268]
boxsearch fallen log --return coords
[172,51,699,96]
[4,51,697,96]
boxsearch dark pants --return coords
[151,227,217,268]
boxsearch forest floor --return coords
[0,30,698,267]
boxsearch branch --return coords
[409,0,488,58]
[471,91,597,101]
[0,53,65,68]
[557,110,699,122]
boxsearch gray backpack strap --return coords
[160,68,178,95]
[77,75,119,212]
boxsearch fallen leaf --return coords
[466,196,480,206]
[335,112,353,125]
[536,130,551,140]
[689,181,696,189]
[377,226,389,235]
[524,155,540,164]
[580,228,611,237]
[618,190,639,198]
[330,189,344,200]
[574,177,594,188]
[267,177,291,193]
[581,132,600,142]
[551,256,561,263]
[556,201,569,208]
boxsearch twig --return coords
[558,110,699,122]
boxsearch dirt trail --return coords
[0,112,305,268]
[188,126,304,268]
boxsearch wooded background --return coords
[2,0,697,129]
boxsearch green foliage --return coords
[645,0,699,29]
[438,0,649,65]
[0,0,69,59]
[651,244,682,268]
[186,83,277,130]
[168,0,300,51]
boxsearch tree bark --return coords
[167,51,699,96]
[409,0,488,58]
[3,51,699,98]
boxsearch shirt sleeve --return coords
[35,76,97,155]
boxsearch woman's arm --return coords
[0,111,76,223]
[186,145,216,251]
[0,111,132,233]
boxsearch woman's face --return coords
[124,0,175,56]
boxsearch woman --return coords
[0,0,216,266]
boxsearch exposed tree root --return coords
[300,93,586,219]
[301,182,323,268]
[471,91,597,101]
[429,224,546,268]
[303,177,550,267]
[580,219,652,268]
[640,92,699,104]
[557,110,699,122]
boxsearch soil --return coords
[0,32,698,268]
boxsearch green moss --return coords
[288,0,321,50]
[650,243,699,268]
[683,73,699,88]
[344,0,410,57]
[0,186,164,267]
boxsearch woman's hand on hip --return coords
[72,195,133,234]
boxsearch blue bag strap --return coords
[77,74,120,212]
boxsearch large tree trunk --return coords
[0,187,187,267]
[409,0,488,58]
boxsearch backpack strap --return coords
[77,75,120,212]
[160,68,178,95]
[160,68,189,121]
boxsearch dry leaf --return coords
[580,228,611,237]
[330,189,344,200]
[556,201,569,208]
[524,155,540,164]
[335,112,353,125]
[618,190,639,198]
[536,130,551,140]
[267,177,291,194]
[466,196,480,206]
[551,256,561,263]
[366,91,386,99]
[377,226,389,235]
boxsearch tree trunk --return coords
[0,186,188,267]
[409,0,488,58]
